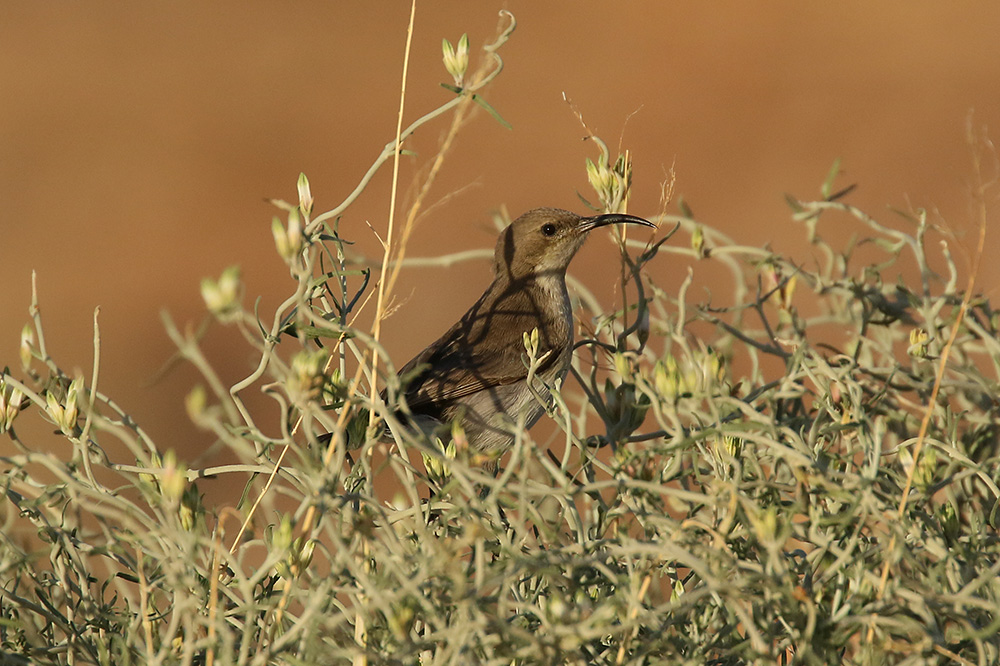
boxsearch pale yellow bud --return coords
[585,158,619,210]
[691,225,705,256]
[613,153,632,188]
[421,449,444,481]
[272,210,303,263]
[522,327,540,358]
[19,325,34,369]
[65,376,83,419]
[671,578,685,602]
[159,450,188,504]
[907,328,929,358]
[286,348,329,404]
[654,357,681,400]
[698,348,725,391]
[201,266,242,321]
[442,34,469,87]
[749,506,779,544]
[269,516,294,552]
[585,157,602,189]
[271,217,289,258]
[296,172,313,217]
[613,353,631,379]
[422,436,455,485]
[185,385,207,423]
[711,435,744,470]
[780,274,797,310]
[46,377,82,435]
[286,536,315,578]
[0,380,23,434]
[138,451,162,491]
[46,392,65,430]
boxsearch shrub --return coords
[2,12,998,666]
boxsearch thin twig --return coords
[77,307,101,487]
[369,0,418,390]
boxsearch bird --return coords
[384,207,655,461]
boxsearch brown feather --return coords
[399,275,571,416]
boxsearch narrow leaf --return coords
[471,94,512,129]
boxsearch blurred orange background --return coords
[3,3,999,493]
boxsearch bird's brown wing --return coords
[398,321,530,410]
[396,285,569,413]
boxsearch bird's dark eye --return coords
[541,223,557,237]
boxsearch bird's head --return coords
[494,207,655,280]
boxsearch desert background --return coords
[3,3,999,501]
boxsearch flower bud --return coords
[522,327,540,359]
[19,325,34,370]
[585,157,619,210]
[159,450,188,504]
[0,379,23,434]
[654,357,681,400]
[749,505,779,544]
[612,353,631,380]
[907,328,930,358]
[613,153,632,190]
[296,172,313,218]
[939,502,959,542]
[272,210,304,263]
[138,451,162,493]
[442,34,469,87]
[603,379,650,442]
[829,381,842,406]
[179,483,203,532]
[65,376,82,422]
[691,224,705,256]
[286,348,329,404]
[269,516,294,552]
[201,266,242,322]
[285,536,315,578]
[185,385,207,423]
[913,446,937,493]
[670,577,685,602]
[47,377,83,435]
[698,348,726,392]
[779,274,797,311]
[449,420,467,455]
[711,435,744,476]
[422,435,456,486]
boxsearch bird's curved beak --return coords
[578,213,656,233]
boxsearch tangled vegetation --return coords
[1,10,998,666]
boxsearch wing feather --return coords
[397,281,569,414]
